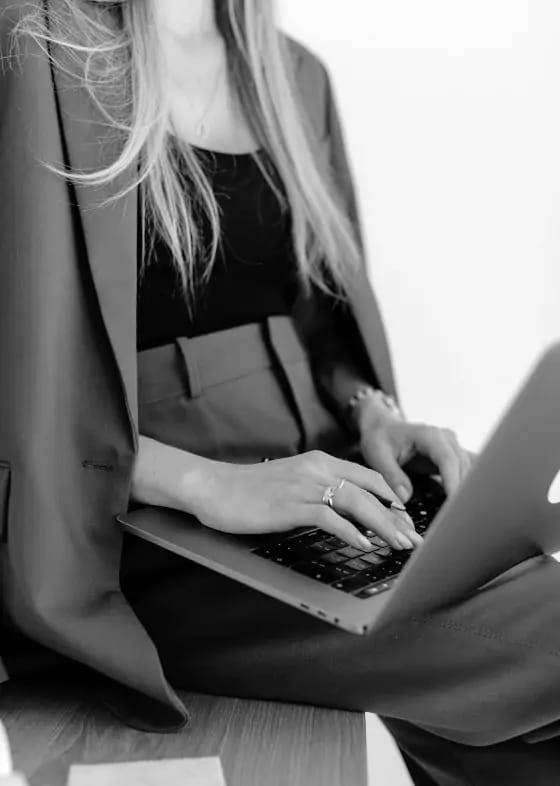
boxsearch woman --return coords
[2,1,560,783]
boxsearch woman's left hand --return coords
[357,400,473,504]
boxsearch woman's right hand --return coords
[191,451,422,552]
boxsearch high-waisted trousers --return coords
[121,317,560,785]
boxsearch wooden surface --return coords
[0,682,367,786]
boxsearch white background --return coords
[280,0,560,452]
[279,4,560,782]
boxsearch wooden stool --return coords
[0,681,367,786]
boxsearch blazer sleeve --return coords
[303,63,385,421]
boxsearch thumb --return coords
[366,441,413,504]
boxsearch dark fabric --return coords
[383,718,560,786]
[137,148,298,350]
[122,531,560,784]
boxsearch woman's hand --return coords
[192,451,422,551]
[356,400,472,504]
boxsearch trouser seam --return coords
[412,613,560,659]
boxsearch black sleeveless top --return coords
[136,147,298,350]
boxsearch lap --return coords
[121,534,560,750]
[132,324,560,781]
[383,717,560,786]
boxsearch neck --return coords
[152,0,217,44]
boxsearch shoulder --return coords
[283,35,334,140]
[0,0,40,71]
[0,0,36,34]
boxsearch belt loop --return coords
[175,336,203,398]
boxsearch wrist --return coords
[174,456,217,518]
[354,395,396,435]
[132,436,215,516]
[346,386,403,435]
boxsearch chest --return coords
[167,76,258,154]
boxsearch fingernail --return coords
[396,532,414,549]
[358,535,374,551]
[396,485,411,503]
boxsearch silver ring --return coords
[322,479,346,509]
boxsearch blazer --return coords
[0,0,396,730]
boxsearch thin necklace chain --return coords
[191,55,226,139]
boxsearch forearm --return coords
[130,434,214,515]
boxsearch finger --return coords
[361,440,414,504]
[311,505,379,552]
[328,455,405,505]
[326,454,417,533]
[329,481,417,550]
[394,516,424,547]
[417,428,461,496]
[446,432,473,484]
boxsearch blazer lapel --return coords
[48,2,138,441]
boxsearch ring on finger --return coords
[322,479,346,509]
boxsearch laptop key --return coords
[287,530,322,546]
[291,561,339,583]
[281,550,314,567]
[337,546,364,559]
[270,546,316,567]
[320,551,349,565]
[361,552,383,565]
[344,557,373,571]
[375,547,393,557]
[379,559,406,578]
[270,554,290,565]
[363,566,387,584]
[254,546,300,563]
[330,564,354,578]
[323,536,347,549]
[308,540,337,554]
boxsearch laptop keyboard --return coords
[251,476,446,600]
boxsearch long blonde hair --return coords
[12,0,362,310]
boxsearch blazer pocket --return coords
[0,461,11,542]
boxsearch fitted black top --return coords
[136,147,298,350]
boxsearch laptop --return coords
[118,342,560,633]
